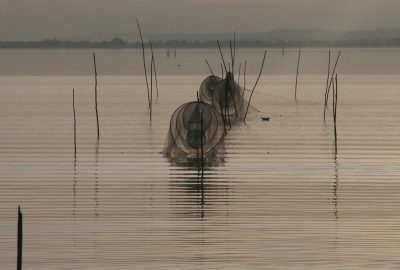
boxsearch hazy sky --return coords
[1,0,400,40]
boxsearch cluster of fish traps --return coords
[163,72,255,161]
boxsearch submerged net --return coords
[164,101,225,158]
[200,72,246,122]
[198,75,223,104]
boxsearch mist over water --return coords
[1,48,400,269]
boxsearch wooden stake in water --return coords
[229,41,233,72]
[323,50,331,119]
[219,100,227,135]
[244,50,267,123]
[200,112,204,178]
[149,40,159,99]
[73,88,77,159]
[238,62,242,87]
[333,74,338,156]
[217,40,228,74]
[149,53,154,122]
[242,61,247,100]
[224,78,231,129]
[295,49,301,100]
[93,53,99,139]
[136,18,150,107]
[233,31,236,60]
[205,59,216,79]
[324,51,341,121]
[17,206,23,270]
[325,50,331,96]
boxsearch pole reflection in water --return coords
[333,156,339,220]
[94,139,100,264]
[167,153,228,220]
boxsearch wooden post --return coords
[17,206,23,270]
[242,61,247,100]
[219,100,227,135]
[149,54,153,122]
[333,74,338,156]
[324,51,341,121]
[200,112,204,178]
[244,50,267,123]
[205,59,216,79]
[295,49,301,100]
[73,88,77,159]
[217,40,228,74]
[136,18,150,107]
[230,41,234,77]
[323,50,331,120]
[93,53,99,139]
[238,62,242,87]
[148,40,159,99]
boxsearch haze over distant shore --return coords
[2,29,400,49]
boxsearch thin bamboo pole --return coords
[324,51,341,121]
[333,74,338,156]
[73,88,76,159]
[244,50,267,123]
[149,40,159,99]
[238,62,242,87]
[200,112,204,178]
[217,40,228,74]
[136,18,150,107]
[150,54,154,122]
[93,53,99,139]
[295,49,301,100]
[242,61,247,99]
[17,206,23,270]
[205,59,216,78]
[323,50,331,120]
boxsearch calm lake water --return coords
[1,48,400,269]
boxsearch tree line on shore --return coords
[2,37,400,48]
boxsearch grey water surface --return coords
[1,48,400,269]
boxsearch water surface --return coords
[1,49,400,269]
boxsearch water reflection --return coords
[71,139,101,265]
[73,158,77,219]
[332,156,339,220]
[94,139,100,265]
[167,151,228,220]
[94,139,99,218]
